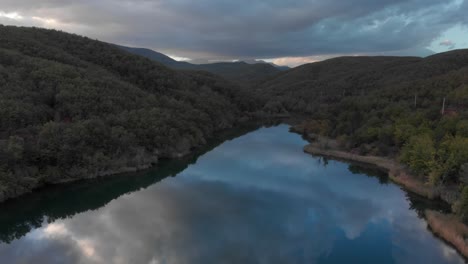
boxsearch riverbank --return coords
[303,144,438,199]
[426,210,468,259]
[0,120,274,204]
[302,137,468,259]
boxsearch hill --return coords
[258,51,468,114]
[116,45,193,69]
[118,45,282,85]
[257,50,468,218]
[0,25,262,202]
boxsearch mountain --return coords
[116,45,193,69]
[193,61,282,86]
[118,45,282,85]
[273,65,291,71]
[241,58,291,71]
[0,25,263,202]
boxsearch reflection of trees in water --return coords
[348,164,389,185]
[316,157,329,168]
[347,163,451,219]
[406,192,451,219]
[0,124,261,244]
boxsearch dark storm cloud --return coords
[1,0,467,61]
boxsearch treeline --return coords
[0,25,264,202]
[258,50,468,221]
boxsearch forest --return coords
[0,25,262,202]
[2,25,468,223]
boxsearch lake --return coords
[0,124,465,263]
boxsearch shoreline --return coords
[303,144,438,199]
[303,143,468,259]
[0,119,281,204]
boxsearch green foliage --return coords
[437,136,468,182]
[400,134,436,176]
[460,164,468,185]
[457,186,468,224]
[0,25,261,201]
[7,136,24,161]
[456,120,468,137]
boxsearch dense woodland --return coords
[0,25,262,202]
[2,25,468,223]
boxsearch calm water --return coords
[0,125,465,264]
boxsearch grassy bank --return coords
[426,210,468,258]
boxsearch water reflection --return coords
[0,125,465,263]
[0,124,259,243]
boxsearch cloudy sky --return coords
[1,0,468,66]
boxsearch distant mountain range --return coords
[117,45,289,85]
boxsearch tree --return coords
[457,186,468,224]
[7,136,24,161]
[456,120,468,137]
[400,134,436,176]
[437,136,468,182]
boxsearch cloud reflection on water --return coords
[0,125,464,264]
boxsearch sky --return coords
[0,0,468,67]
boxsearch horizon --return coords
[1,0,468,67]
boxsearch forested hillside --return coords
[2,24,468,217]
[118,45,283,86]
[259,50,468,220]
[0,25,262,202]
